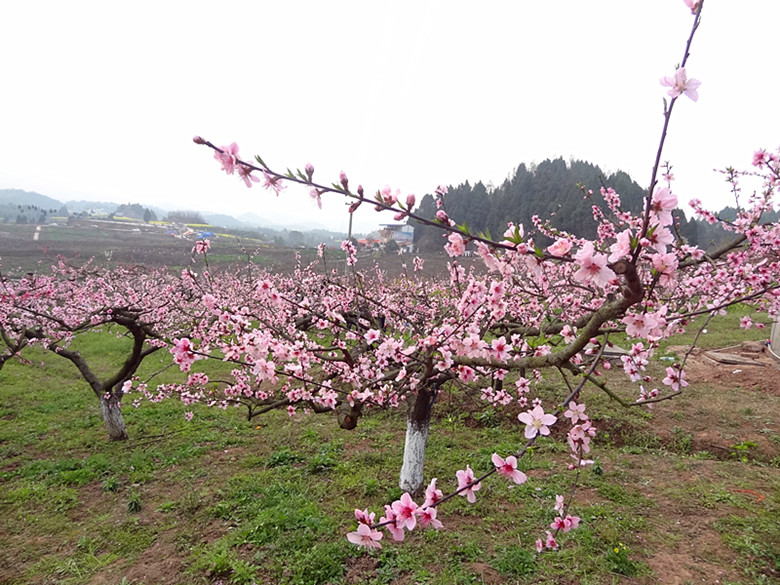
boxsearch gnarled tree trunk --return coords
[99,390,128,441]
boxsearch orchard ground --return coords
[0,219,466,277]
[1,283,779,585]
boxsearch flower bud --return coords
[357,185,364,197]
[193,136,206,144]
[406,193,416,208]
[340,171,349,190]
[436,210,448,222]
[305,163,314,181]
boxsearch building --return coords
[378,224,414,253]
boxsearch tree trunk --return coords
[398,387,433,497]
[100,392,128,441]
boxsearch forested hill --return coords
[412,157,701,251]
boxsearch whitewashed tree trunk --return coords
[398,386,434,497]
[398,415,430,496]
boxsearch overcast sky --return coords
[2,1,778,234]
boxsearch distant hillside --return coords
[0,189,63,209]
[412,158,700,250]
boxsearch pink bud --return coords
[436,210,448,222]
[357,185,364,196]
[193,135,206,144]
[394,212,407,221]
[305,163,314,181]
[406,193,416,208]
[349,200,362,214]
[340,171,349,190]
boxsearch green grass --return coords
[1,316,778,585]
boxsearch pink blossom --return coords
[237,165,260,188]
[491,453,528,485]
[517,405,557,439]
[354,508,375,525]
[573,242,615,288]
[416,506,443,530]
[364,329,380,344]
[424,478,443,507]
[650,186,678,226]
[184,411,194,422]
[554,494,565,514]
[456,465,481,503]
[662,366,688,391]
[435,185,448,196]
[379,505,405,541]
[445,233,466,257]
[740,316,753,330]
[547,238,572,257]
[192,239,211,254]
[262,171,286,196]
[391,492,419,530]
[406,193,416,208]
[660,67,701,102]
[544,530,559,550]
[753,149,768,167]
[564,401,588,424]
[309,188,323,209]
[347,523,383,549]
[214,142,239,174]
[304,162,314,180]
[683,0,700,14]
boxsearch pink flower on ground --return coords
[424,478,443,507]
[456,465,481,503]
[660,67,701,101]
[491,453,528,485]
[517,406,557,439]
[184,411,194,422]
[347,523,383,549]
[416,506,443,530]
[391,493,419,531]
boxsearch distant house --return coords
[378,224,414,253]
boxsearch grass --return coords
[0,312,779,584]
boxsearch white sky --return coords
[1,1,778,234]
